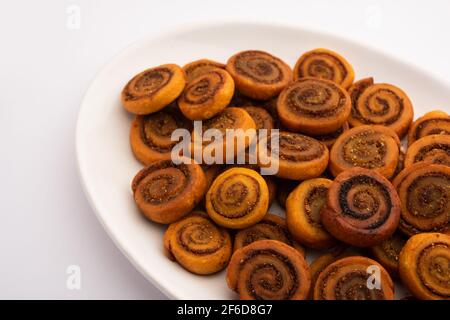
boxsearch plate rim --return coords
[75,21,450,300]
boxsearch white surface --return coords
[1,0,450,299]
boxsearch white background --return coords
[1,0,449,299]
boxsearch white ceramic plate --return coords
[76,22,450,300]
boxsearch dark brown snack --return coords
[258,131,329,180]
[313,256,395,300]
[404,134,450,167]
[329,125,401,179]
[130,107,192,165]
[277,78,351,135]
[407,110,450,146]
[132,160,207,224]
[276,179,298,208]
[286,178,337,249]
[233,213,305,255]
[121,64,186,115]
[348,77,414,138]
[182,59,225,82]
[393,163,450,236]
[241,106,274,131]
[227,240,311,300]
[370,232,407,277]
[178,68,234,120]
[399,232,450,300]
[293,48,355,89]
[226,50,292,100]
[321,168,401,247]
[163,211,232,275]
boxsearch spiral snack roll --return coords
[393,163,450,236]
[183,59,225,82]
[130,108,192,164]
[329,125,400,179]
[404,134,450,167]
[234,214,304,255]
[226,240,311,300]
[286,178,337,249]
[163,211,232,275]
[121,64,186,114]
[370,233,406,277]
[293,48,355,89]
[205,167,269,229]
[241,106,274,131]
[348,77,413,138]
[321,168,401,247]
[407,110,450,146]
[258,131,329,180]
[313,256,395,300]
[132,160,207,224]
[178,68,234,120]
[277,78,351,135]
[191,107,256,162]
[226,50,292,100]
[399,233,450,300]
[313,122,349,149]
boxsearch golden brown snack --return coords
[163,211,232,275]
[258,131,329,180]
[370,233,407,277]
[130,108,192,165]
[226,50,292,100]
[313,122,349,149]
[227,240,310,300]
[393,163,450,236]
[404,134,450,167]
[407,110,450,146]
[233,214,304,255]
[293,48,355,89]
[399,233,450,300]
[241,106,274,131]
[313,256,395,300]
[182,59,225,82]
[286,178,336,249]
[205,167,269,229]
[191,107,256,162]
[277,78,351,135]
[321,168,401,247]
[348,77,414,138]
[121,64,186,114]
[132,160,207,224]
[329,125,400,179]
[178,68,234,120]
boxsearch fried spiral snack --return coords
[370,233,406,277]
[399,233,450,300]
[321,168,401,247]
[329,125,401,179]
[407,110,450,146]
[132,160,207,224]
[130,108,192,164]
[163,211,232,275]
[183,59,225,82]
[205,167,269,229]
[226,50,292,100]
[241,106,274,131]
[234,214,304,255]
[293,48,355,89]
[393,163,450,236]
[404,134,450,167]
[121,64,186,115]
[227,240,311,300]
[258,131,329,180]
[178,69,234,120]
[191,107,256,162]
[348,77,414,138]
[313,256,395,300]
[313,122,349,149]
[286,178,337,249]
[277,78,352,135]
